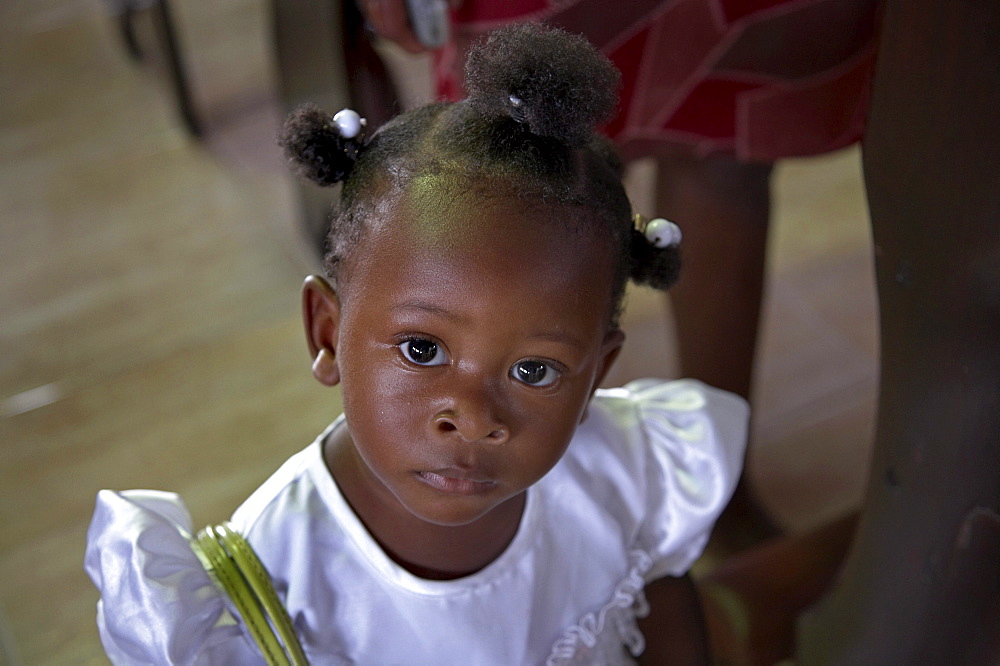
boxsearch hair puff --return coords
[464,23,620,147]
[629,230,681,290]
[279,103,363,186]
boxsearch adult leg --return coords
[657,152,772,400]
[798,1,1000,660]
[656,151,779,545]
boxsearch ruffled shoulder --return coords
[546,550,653,665]
[85,489,262,665]
[622,379,749,580]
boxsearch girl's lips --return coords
[417,470,497,495]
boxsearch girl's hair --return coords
[280,23,680,324]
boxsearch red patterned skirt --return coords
[434,0,879,162]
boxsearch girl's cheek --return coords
[366,361,435,409]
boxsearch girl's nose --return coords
[434,410,508,444]
[433,383,509,444]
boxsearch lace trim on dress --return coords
[545,549,653,665]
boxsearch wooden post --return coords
[798,2,1000,661]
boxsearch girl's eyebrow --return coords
[528,330,584,348]
[392,300,464,322]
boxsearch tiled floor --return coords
[0,1,877,663]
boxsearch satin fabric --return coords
[86,379,747,665]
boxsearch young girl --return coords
[86,25,747,664]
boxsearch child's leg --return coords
[637,574,711,665]
[655,152,778,547]
[699,513,858,665]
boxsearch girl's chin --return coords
[406,499,503,528]
[401,487,522,529]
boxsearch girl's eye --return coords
[400,338,448,366]
[511,360,559,387]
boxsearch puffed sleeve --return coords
[84,489,263,665]
[628,379,749,581]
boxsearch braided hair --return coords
[279,23,680,324]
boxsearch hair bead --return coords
[643,218,682,248]
[332,109,365,139]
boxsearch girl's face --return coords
[306,186,624,533]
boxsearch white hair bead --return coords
[332,109,364,139]
[644,218,682,248]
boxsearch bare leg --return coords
[656,152,779,547]
[657,152,771,399]
[637,575,711,665]
[700,513,858,665]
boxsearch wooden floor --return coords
[0,1,878,663]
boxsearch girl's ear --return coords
[593,329,626,392]
[302,275,342,386]
[581,329,625,422]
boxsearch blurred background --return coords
[0,0,877,662]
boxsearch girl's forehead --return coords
[344,192,619,335]
[336,177,623,327]
[350,183,611,278]
[376,177,594,247]
[335,173,621,319]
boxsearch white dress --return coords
[86,379,747,665]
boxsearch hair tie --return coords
[634,215,682,248]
